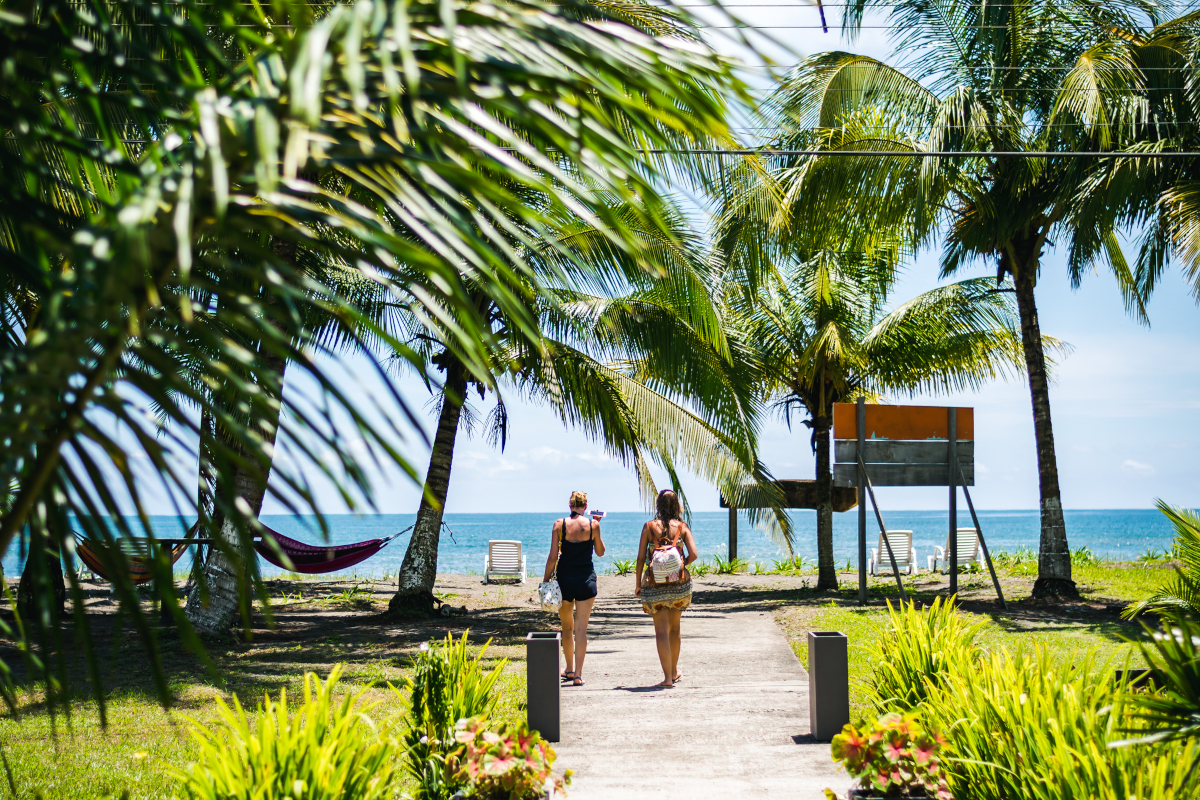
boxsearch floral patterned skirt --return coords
[640,575,692,615]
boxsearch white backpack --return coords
[648,524,686,584]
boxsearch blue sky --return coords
[258,7,1200,516]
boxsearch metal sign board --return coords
[833,403,974,487]
[833,404,974,441]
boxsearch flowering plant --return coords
[448,716,572,799]
[823,712,952,799]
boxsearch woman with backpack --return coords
[635,489,698,688]
[542,491,606,686]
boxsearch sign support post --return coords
[948,407,958,595]
[857,398,867,604]
[728,505,737,561]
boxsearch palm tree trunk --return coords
[1010,245,1078,599]
[813,414,837,591]
[389,357,467,616]
[186,232,298,636]
[185,352,287,636]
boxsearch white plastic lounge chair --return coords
[928,528,983,573]
[868,530,918,576]
[483,540,526,584]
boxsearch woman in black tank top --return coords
[541,491,605,686]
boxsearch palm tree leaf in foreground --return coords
[0,0,748,718]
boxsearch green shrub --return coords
[689,560,713,577]
[866,600,1198,800]
[1126,501,1200,619]
[448,716,570,799]
[610,558,635,576]
[713,553,748,574]
[174,667,399,800]
[824,712,950,800]
[868,597,982,713]
[990,545,1037,575]
[1073,546,1104,567]
[402,632,507,800]
[773,555,815,573]
[924,650,1196,800]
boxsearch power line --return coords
[640,148,1200,156]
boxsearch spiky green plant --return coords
[401,632,507,800]
[1126,501,1200,619]
[868,597,983,713]
[741,0,1171,598]
[174,667,399,800]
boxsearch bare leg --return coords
[668,608,683,681]
[571,597,595,680]
[559,600,576,676]
[652,610,674,687]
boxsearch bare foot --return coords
[673,672,683,682]
[656,679,674,688]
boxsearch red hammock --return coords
[254,526,400,574]
[74,537,190,584]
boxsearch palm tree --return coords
[756,0,1163,597]
[719,247,1026,590]
[0,0,755,702]
[1056,13,1200,302]
[388,202,783,614]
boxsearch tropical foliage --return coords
[713,240,1027,588]
[174,668,399,800]
[861,601,1200,800]
[750,0,1181,596]
[1125,501,1200,619]
[0,0,756,705]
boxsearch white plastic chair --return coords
[483,540,526,584]
[869,530,918,576]
[928,528,983,573]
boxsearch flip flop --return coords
[673,673,683,682]
[561,671,576,681]
[655,679,674,689]
[573,676,585,686]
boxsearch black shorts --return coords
[559,571,598,602]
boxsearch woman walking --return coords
[542,491,605,686]
[635,489,697,688]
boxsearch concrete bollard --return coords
[808,631,849,741]
[526,631,561,742]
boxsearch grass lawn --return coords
[776,560,1165,721]
[0,560,1171,798]
[0,575,544,800]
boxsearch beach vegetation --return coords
[844,600,1199,800]
[1125,500,1200,619]
[0,0,772,711]
[689,561,714,577]
[610,559,636,576]
[713,245,1027,591]
[448,717,570,800]
[825,712,951,800]
[174,668,400,800]
[402,633,508,799]
[713,553,750,574]
[751,0,1195,599]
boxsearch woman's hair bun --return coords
[569,490,588,509]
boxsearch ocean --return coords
[2,509,1179,579]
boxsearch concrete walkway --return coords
[553,584,851,799]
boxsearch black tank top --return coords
[557,516,595,579]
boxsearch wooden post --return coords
[961,474,1008,610]
[857,397,867,604]
[949,407,958,595]
[728,505,737,561]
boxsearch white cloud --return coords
[1122,459,1156,476]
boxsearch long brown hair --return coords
[655,489,681,526]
